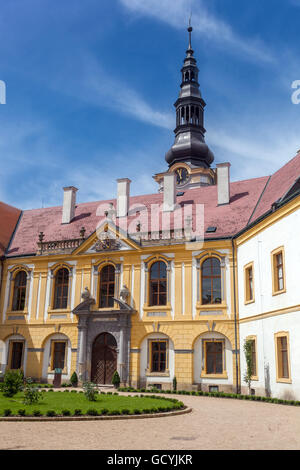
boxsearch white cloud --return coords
[208,123,300,181]
[55,54,173,130]
[119,0,275,64]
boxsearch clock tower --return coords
[154,24,216,192]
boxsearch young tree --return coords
[243,339,254,395]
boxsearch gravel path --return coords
[1,393,300,450]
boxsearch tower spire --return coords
[187,18,193,55]
[165,25,214,169]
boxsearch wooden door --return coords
[91,333,117,384]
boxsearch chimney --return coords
[163,173,176,211]
[217,163,231,205]
[117,178,131,217]
[62,186,78,224]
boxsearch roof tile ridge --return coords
[246,175,272,226]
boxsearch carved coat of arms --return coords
[93,236,121,252]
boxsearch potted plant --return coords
[112,370,121,389]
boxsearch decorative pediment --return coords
[73,222,141,255]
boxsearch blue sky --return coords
[0,0,299,209]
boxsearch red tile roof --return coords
[0,202,21,256]
[248,152,300,223]
[6,152,300,258]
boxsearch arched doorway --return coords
[91,333,117,384]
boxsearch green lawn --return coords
[0,391,183,417]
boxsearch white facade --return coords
[237,206,300,399]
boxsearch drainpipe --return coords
[231,238,240,394]
[0,257,3,303]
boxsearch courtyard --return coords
[1,392,300,450]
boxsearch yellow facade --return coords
[0,230,240,392]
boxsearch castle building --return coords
[1,27,300,399]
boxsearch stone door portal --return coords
[91,332,117,384]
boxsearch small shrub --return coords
[70,371,78,387]
[2,370,24,397]
[3,409,12,417]
[109,409,121,415]
[86,408,98,416]
[62,409,71,416]
[74,409,82,416]
[71,390,77,393]
[18,409,26,416]
[121,408,130,415]
[107,391,112,395]
[100,408,109,415]
[48,389,54,392]
[133,409,141,414]
[33,410,42,417]
[172,376,177,391]
[23,379,44,405]
[46,410,56,417]
[112,370,121,389]
[63,389,70,392]
[113,392,119,396]
[83,382,98,401]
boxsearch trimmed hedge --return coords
[117,387,300,407]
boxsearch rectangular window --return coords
[205,341,223,374]
[276,335,290,380]
[244,264,254,303]
[150,340,167,373]
[275,253,284,291]
[52,342,66,370]
[247,338,257,377]
[10,342,24,369]
[272,248,285,294]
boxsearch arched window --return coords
[149,261,167,306]
[99,265,115,308]
[201,257,221,305]
[53,268,69,309]
[12,270,27,311]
